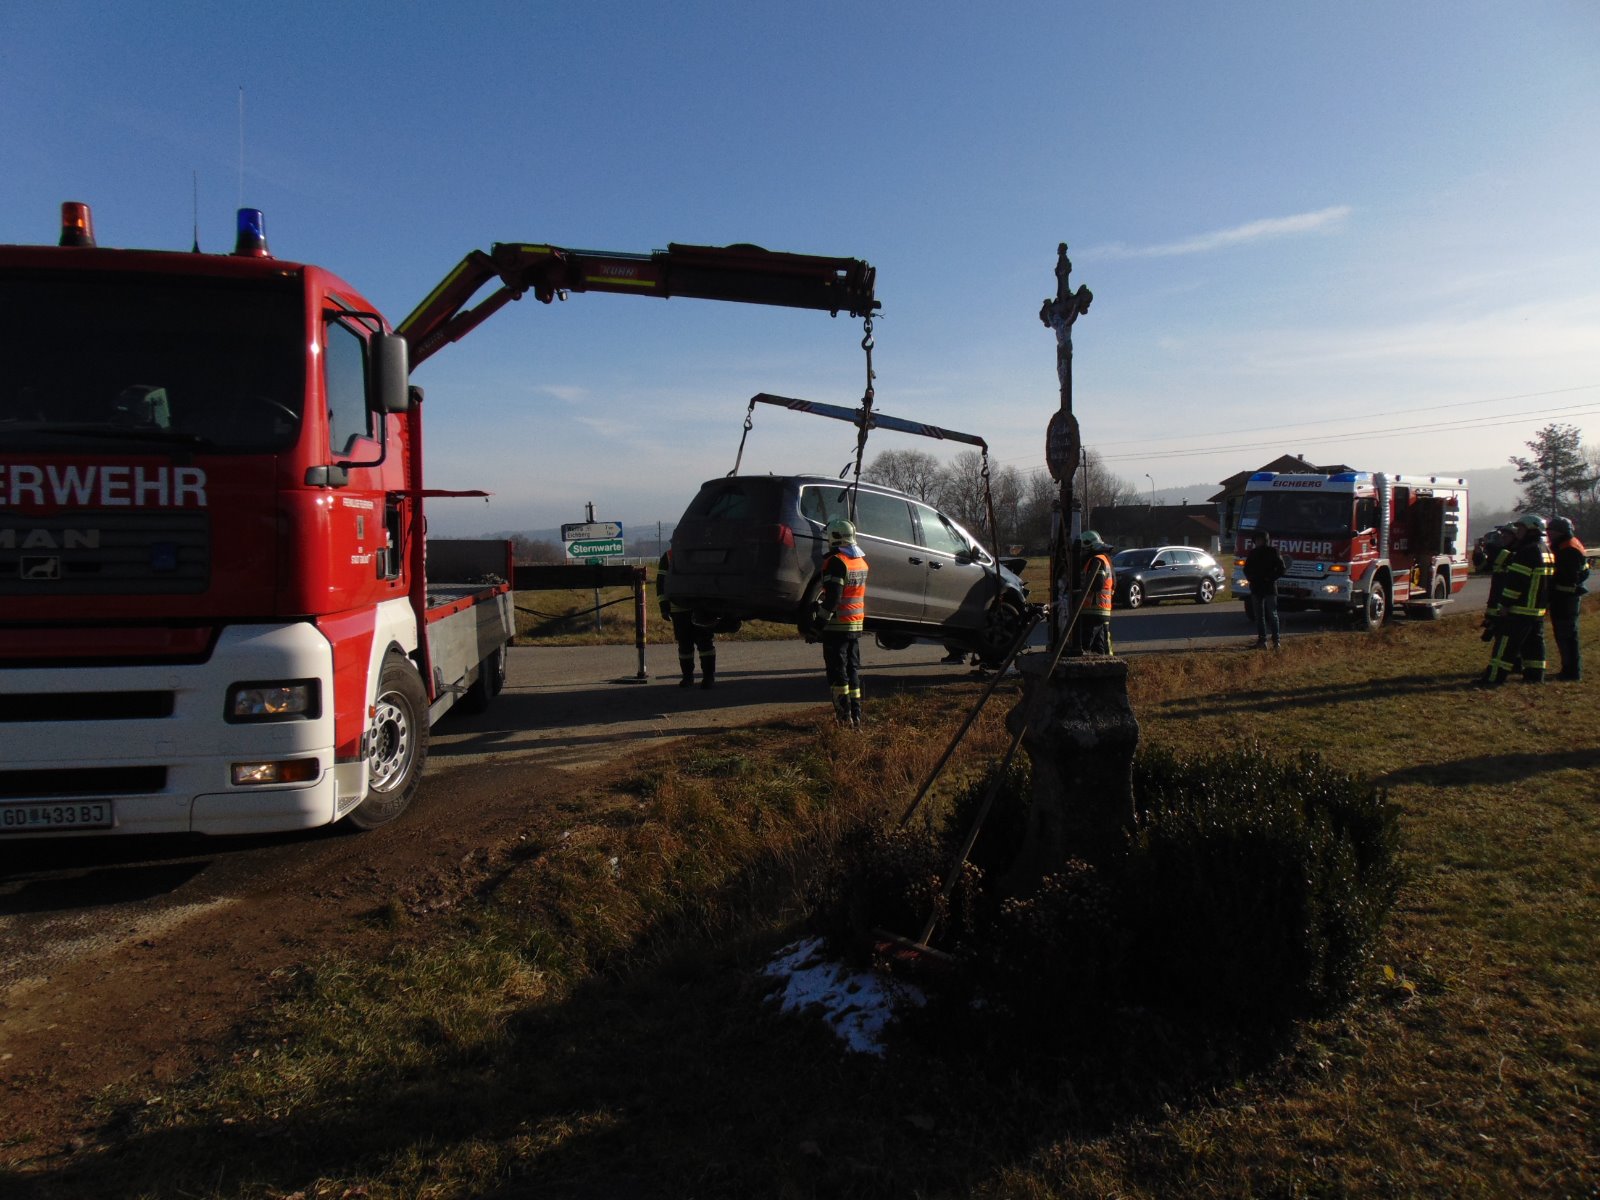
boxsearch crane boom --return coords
[747,392,988,450]
[399,241,879,367]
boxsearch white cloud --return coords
[1089,206,1354,260]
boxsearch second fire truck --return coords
[1230,470,1470,630]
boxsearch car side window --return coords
[916,505,968,557]
[854,490,917,545]
[799,485,851,529]
[1151,554,1168,568]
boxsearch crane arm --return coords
[399,242,878,367]
[748,393,989,451]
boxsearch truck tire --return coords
[459,643,507,714]
[347,653,429,830]
[1359,580,1389,632]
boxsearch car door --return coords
[1145,550,1178,599]
[847,488,924,621]
[912,502,992,629]
[1164,549,1200,598]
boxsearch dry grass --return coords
[7,602,1597,1199]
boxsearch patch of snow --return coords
[761,936,925,1056]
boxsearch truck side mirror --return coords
[372,333,411,414]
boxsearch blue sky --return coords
[4,1,1596,533]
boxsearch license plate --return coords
[0,800,115,832]
[690,549,727,565]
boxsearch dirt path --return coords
[0,755,616,1166]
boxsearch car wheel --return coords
[1195,578,1216,604]
[458,643,507,714]
[975,596,1028,668]
[346,653,429,830]
[795,576,825,639]
[1125,581,1144,609]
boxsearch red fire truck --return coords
[1229,470,1470,630]
[0,203,876,836]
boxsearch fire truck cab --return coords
[1231,471,1469,631]
[0,202,877,838]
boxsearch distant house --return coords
[1089,503,1222,553]
[1208,454,1354,552]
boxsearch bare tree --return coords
[511,536,562,563]
[1076,449,1140,518]
[1018,469,1057,553]
[863,448,944,501]
[934,450,991,540]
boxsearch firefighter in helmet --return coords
[1547,515,1589,681]
[815,517,869,727]
[1476,513,1554,687]
[1074,529,1115,655]
[657,548,716,689]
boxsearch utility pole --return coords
[1040,243,1093,649]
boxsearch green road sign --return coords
[565,537,624,558]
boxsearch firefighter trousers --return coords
[822,632,862,723]
[1485,615,1546,684]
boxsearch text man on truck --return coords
[0,203,876,837]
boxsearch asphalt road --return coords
[429,575,1490,771]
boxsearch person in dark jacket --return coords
[815,518,869,727]
[1476,514,1555,687]
[1243,530,1289,649]
[1547,515,1589,681]
[657,549,716,689]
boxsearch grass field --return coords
[9,601,1596,1199]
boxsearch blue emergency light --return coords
[233,208,270,257]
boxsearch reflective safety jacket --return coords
[1082,552,1113,619]
[1498,538,1555,618]
[1551,536,1590,617]
[821,544,868,632]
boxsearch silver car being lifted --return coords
[666,475,1029,666]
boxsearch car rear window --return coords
[683,480,781,521]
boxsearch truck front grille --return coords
[0,691,175,722]
[0,511,210,595]
[0,766,167,798]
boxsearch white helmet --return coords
[826,517,856,545]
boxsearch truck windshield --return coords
[0,271,304,453]
[1240,491,1355,537]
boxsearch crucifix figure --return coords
[1039,243,1092,649]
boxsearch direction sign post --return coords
[563,519,624,632]
[564,538,624,558]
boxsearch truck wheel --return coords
[459,643,507,714]
[1417,573,1449,621]
[347,654,429,830]
[1360,582,1389,632]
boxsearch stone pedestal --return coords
[1003,654,1140,894]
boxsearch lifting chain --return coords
[727,397,758,476]
[846,315,877,519]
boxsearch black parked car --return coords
[1111,546,1226,608]
[666,475,1030,665]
